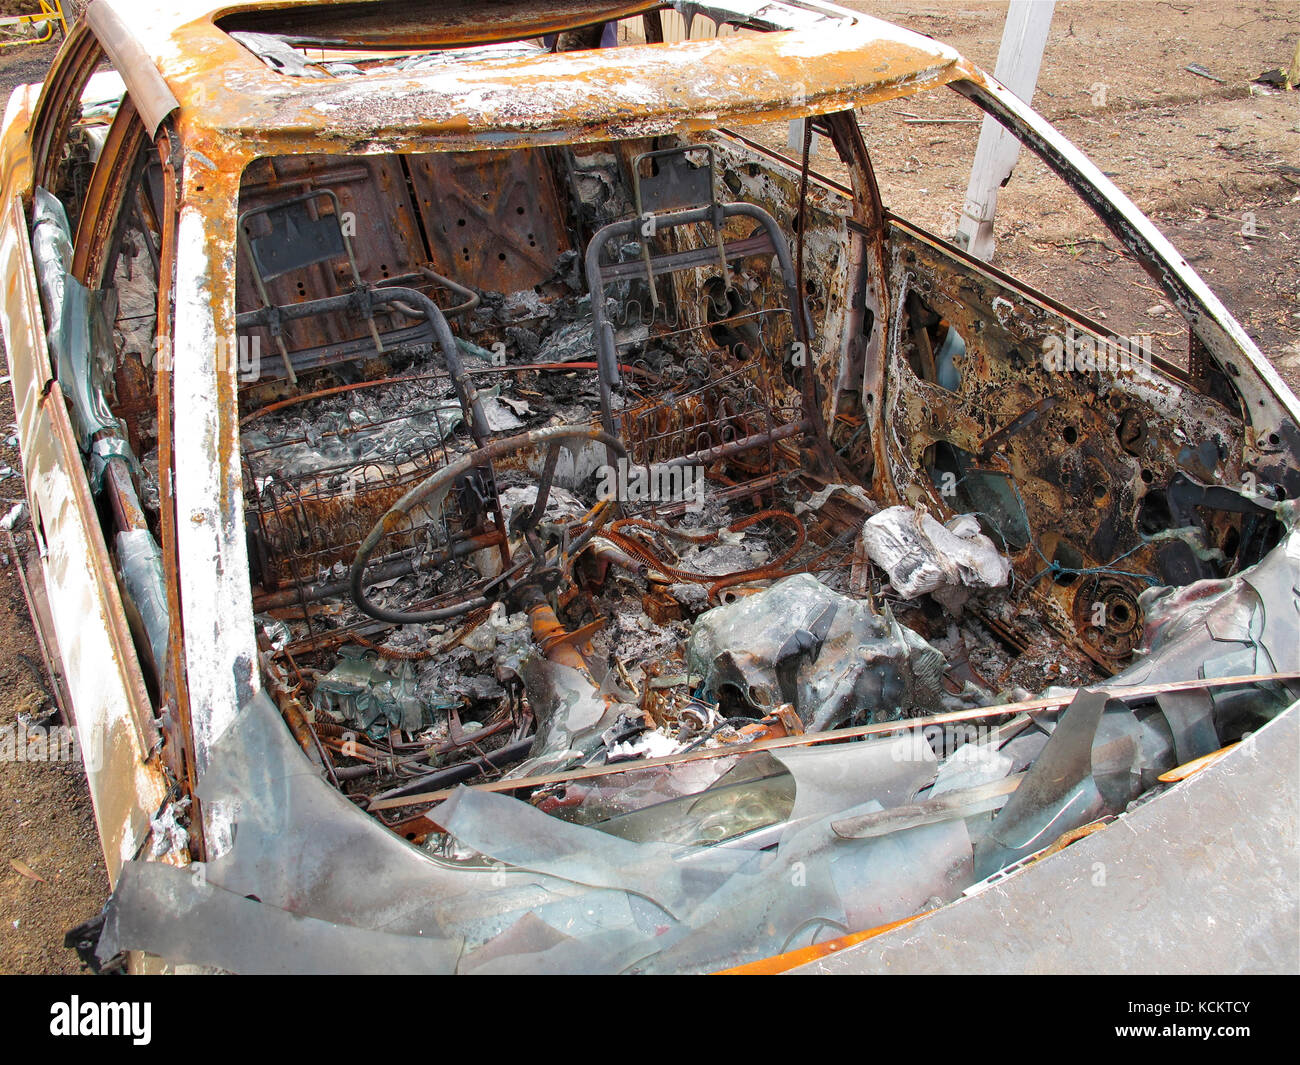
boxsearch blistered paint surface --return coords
[93,0,964,158]
[172,204,261,772]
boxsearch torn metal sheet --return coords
[98,860,462,975]
[973,514,1300,878]
[794,702,1300,975]
[687,573,952,730]
[98,687,979,972]
[974,689,1125,879]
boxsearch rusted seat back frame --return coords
[586,202,816,484]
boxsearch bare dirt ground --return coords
[0,1,1296,974]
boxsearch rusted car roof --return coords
[89,0,967,155]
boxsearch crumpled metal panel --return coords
[794,701,1300,975]
[1125,500,1300,728]
[98,686,974,973]
[516,656,629,775]
[98,860,462,975]
[973,507,1300,878]
[686,573,949,730]
[973,689,1116,879]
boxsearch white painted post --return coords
[955,0,1056,261]
[787,118,820,158]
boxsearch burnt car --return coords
[1,0,1297,974]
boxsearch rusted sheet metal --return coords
[70,94,148,284]
[153,124,206,857]
[236,153,431,355]
[231,147,570,358]
[877,222,1250,668]
[408,148,570,293]
[953,71,1300,497]
[28,19,101,194]
[96,1,964,157]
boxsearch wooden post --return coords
[787,118,820,158]
[955,0,1056,261]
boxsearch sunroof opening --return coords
[215,0,665,52]
[220,1,761,78]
